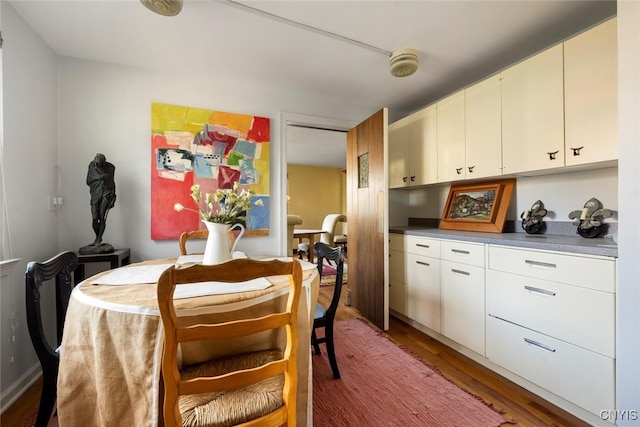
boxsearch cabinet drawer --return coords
[389,234,406,252]
[489,245,615,292]
[487,270,615,358]
[486,316,614,416]
[406,236,440,258]
[441,240,485,267]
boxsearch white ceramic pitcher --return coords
[202,221,245,265]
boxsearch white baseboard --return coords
[0,364,42,415]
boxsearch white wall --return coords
[616,1,640,424]
[1,2,59,407]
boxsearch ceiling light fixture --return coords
[140,0,183,16]
[389,48,419,77]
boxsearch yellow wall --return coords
[287,164,347,235]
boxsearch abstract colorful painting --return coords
[150,102,270,239]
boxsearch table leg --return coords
[308,236,315,263]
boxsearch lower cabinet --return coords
[389,234,408,316]
[486,244,616,419]
[388,233,617,423]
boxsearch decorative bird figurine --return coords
[568,198,612,238]
[521,200,548,234]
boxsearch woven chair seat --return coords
[179,349,285,427]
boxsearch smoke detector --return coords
[389,48,419,77]
[140,0,183,16]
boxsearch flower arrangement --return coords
[174,182,263,225]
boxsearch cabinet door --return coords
[410,105,438,185]
[406,253,441,332]
[388,122,410,188]
[441,260,485,355]
[389,247,406,283]
[502,45,564,174]
[565,18,618,166]
[389,280,408,316]
[437,91,466,182]
[465,75,502,179]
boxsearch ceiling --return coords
[8,0,616,168]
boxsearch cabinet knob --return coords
[410,176,415,182]
[571,146,584,156]
[547,151,559,160]
[468,166,475,173]
[402,176,408,182]
[456,167,463,175]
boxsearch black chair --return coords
[312,242,345,379]
[25,251,78,427]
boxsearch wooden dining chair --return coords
[25,251,78,427]
[179,229,237,255]
[157,258,303,427]
[311,242,345,379]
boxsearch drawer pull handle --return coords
[416,261,430,267]
[451,269,470,276]
[416,244,430,248]
[524,285,556,297]
[525,259,557,268]
[524,338,556,353]
[451,249,470,255]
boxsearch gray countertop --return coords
[389,226,618,258]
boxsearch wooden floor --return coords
[2,284,589,427]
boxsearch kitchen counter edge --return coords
[389,227,618,258]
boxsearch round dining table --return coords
[57,256,319,427]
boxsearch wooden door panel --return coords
[346,109,389,330]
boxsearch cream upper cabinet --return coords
[410,105,438,186]
[388,121,410,188]
[564,18,618,166]
[501,44,565,174]
[389,105,437,188]
[465,75,503,179]
[437,91,466,182]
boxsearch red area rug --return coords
[312,319,514,427]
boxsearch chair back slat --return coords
[180,359,288,395]
[177,312,291,342]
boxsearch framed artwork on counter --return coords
[439,179,515,233]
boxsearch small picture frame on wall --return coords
[439,179,515,233]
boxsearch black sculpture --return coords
[79,153,116,254]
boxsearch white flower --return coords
[175,184,257,225]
